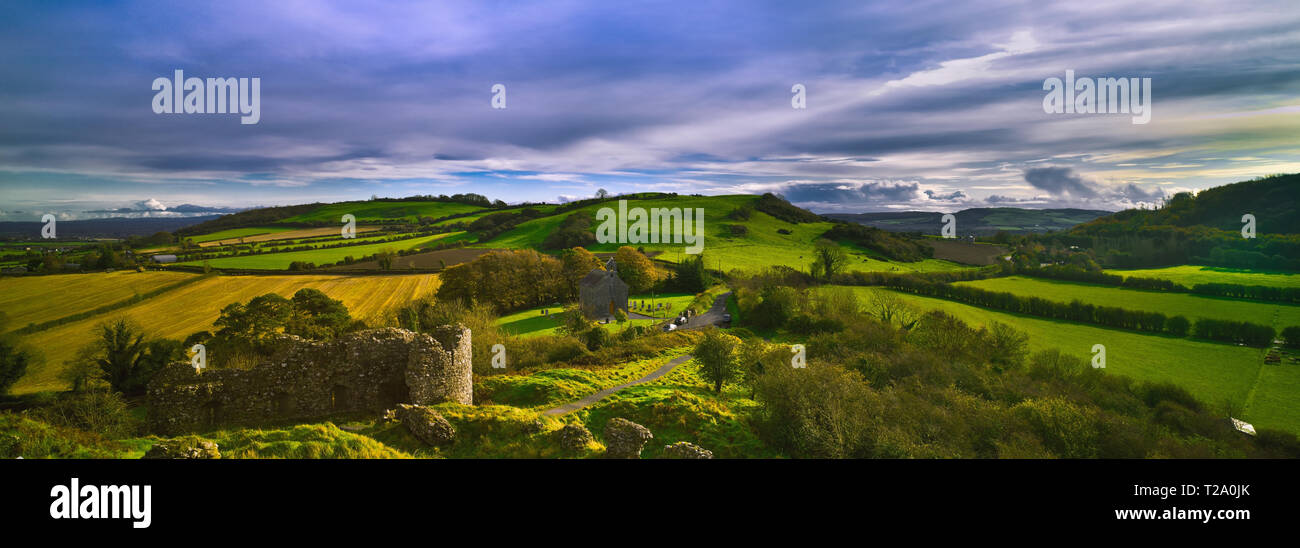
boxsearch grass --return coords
[0,270,199,331]
[575,357,775,458]
[0,413,142,459]
[956,276,1300,327]
[476,350,686,409]
[177,232,459,269]
[11,273,441,394]
[495,292,696,337]
[207,423,410,458]
[279,200,485,224]
[1107,265,1300,289]
[835,287,1300,433]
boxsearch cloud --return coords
[135,198,167,210]
[779,181,921,204]
[924,189,967,201]
[1023,167,1100,199]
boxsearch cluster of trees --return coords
[541,213,598,250]
[436,249,569,313]
[191,289,357,368]
[721,299,1300,458]
[753,193,824,224]
[1192,282,1300,304]
[820,223,933,262]
[1192,319,1278,348]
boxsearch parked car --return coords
[662,323,677,332]
[722,313,731,323]
[675,316,688,325]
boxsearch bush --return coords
[31,389,138,438]
[583,326,611,351]
[1282,326,1300,349]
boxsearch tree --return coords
[287,288,352,339]
[672,253,710,293]
[614,246,657,293]
[694,330,742,393]
[810,239,849,280]
[93,319,147,394]
[986,322,1029,371]
[866,289,918,328]
[613,308,628,330]
[0,337,33,396]
[596,188,610,199]
[561,247,603,296]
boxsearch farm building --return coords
[579,258,628,320]
[151,254,177,263]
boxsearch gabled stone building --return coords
[579,258,629,320]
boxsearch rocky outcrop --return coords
[143,437,220,459]
[555,423,594,453]
[395,404,456,446]
[146,327,472,435]
[662,441,713,459]
[603,418,652,459]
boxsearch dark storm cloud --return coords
[1023,167,1100,199]
[780,181,920,204]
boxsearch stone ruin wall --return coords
[146,326,471,435]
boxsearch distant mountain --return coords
[824,207,1111,235]
[0,216,221,239]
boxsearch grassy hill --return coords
[1106,265,1300,289]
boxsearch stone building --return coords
[578,258,628,320]
[146,326,472,435]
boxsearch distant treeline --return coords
[881,276,1280,347]
[1021,265,1300,304]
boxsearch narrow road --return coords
[541,291,732,416]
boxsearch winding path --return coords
[541,291,732,416]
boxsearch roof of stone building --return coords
[580,268,611,288]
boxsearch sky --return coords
[1,0,1298,220]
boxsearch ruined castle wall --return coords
[147,326,471,435]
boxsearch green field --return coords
[1108,265,1300,289]
[827,286,1298,433]
[957,276,1300,327]
[279,200,485,224]
[475,194,970,274]
[496,292,696,337]
[177,232,460,269]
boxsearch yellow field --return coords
[197,226,380,247]
[0,270,199,330]
[11,273,440,394]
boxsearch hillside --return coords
[1062,174,1300,269]
[824,207,1111,235]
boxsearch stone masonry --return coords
[146,326,471,435]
